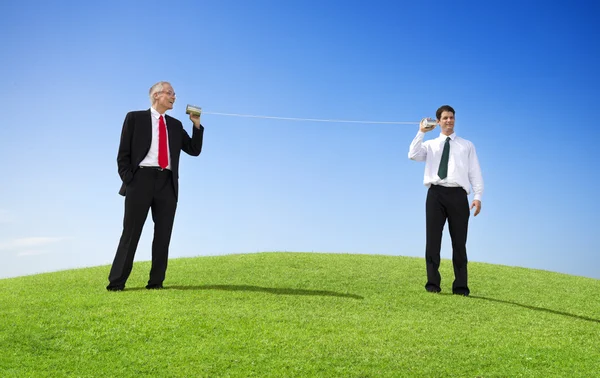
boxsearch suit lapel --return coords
[165,115,178,156]
[143,109,153,150]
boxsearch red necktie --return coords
[158,115,168,169]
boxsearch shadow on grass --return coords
[130,284,364,299]
[467,294,600,324]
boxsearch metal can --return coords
[422,118,437,129]
[186,104,202,116]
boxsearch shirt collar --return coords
[150,107,166,119]
[439,132,456,140]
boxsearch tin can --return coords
[422,118,437,129]
[186,104,202,116]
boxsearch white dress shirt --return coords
[408,131,484,201]
[139,107,171,170]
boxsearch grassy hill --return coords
[1,252,598,377]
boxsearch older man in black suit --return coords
[107,81,204,291]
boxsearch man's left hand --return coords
[470,200,481,216]
[190,114,201,129]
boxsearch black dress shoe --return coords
[425,285,441,293]
[146,284,164,290]
[106,286,124,292]
[453,291,469,297]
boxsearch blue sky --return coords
[1,0,599,281]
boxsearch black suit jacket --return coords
[117,109,204,199]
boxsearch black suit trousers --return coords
[425,185,470,295]
[108,167,177,288]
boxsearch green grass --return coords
[1,252,598,377]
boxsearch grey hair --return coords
[149,81,170,105]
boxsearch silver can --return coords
[422,118,437,129]
[186,104,202,116]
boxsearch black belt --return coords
[430,184,466,194]
[139,166,170,172]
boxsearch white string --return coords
[201,111,419,125]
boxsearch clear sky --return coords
[1,0,599,280]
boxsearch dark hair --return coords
[436,105,455,121]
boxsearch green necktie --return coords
[437,137,451,180]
